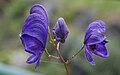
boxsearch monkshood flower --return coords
[53,17,69,43]
[19,4,48,69]
[84,20,109,65]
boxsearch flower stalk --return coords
[48,27,70,75]
[66,45,84,64]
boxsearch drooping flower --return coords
[19,4,48,69]
[53,17,69,43]
[84,20,109,65]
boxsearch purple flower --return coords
[19,4,48,69]
[84,20,109,65]
[53,17,69,43]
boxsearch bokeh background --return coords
[0,0,120,75]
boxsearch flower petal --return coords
[85,32,105,45]
[20,34,43,55]
[26,54,39,64]
[85,45,95,65]
[53,17,69,43]
[30,4,48,26]
[22,13,48,46]
[87,20,106,34]
[35,53,42,70]
[22,13,48,32]
[93,43,109,58]
[84,20,106,44]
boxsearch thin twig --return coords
[66,45,84,64]
[45,48,60,59]
[54,42,69,75]
[57,42,60,50]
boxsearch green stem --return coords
[66,45,84,64]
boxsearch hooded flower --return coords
[19,4,48,69]
[84,20,109,65]
[53,17,69,43]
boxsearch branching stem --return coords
[66,45,84,64]
[45,48,59,59]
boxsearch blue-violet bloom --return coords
[53,17,69,43]
[19,4,48,69]
[84,20,109,65]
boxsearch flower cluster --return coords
[19,4,109,71]
[19,4,69,69]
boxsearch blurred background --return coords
[0,0,120,75]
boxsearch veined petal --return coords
[85,45,95,65]
[22,13,48,46]
[20,34,43,55]
[87,20,106,34]
[22,13,48,32]
[84,20,106,44]
[22,23,47,47]
[85,32,105,45]
[30,4,48,26]
[93,43,109,58]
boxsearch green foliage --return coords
[3,0,28,37]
